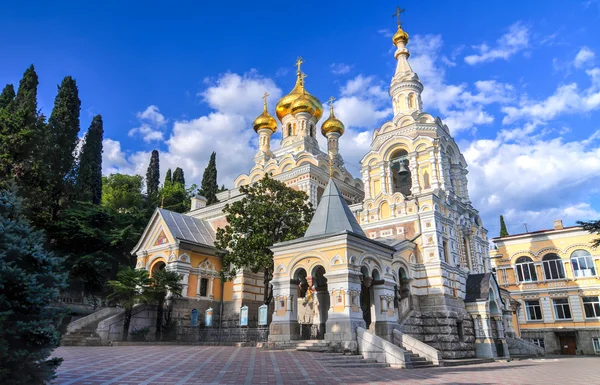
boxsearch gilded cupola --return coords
[275,57,323,121]
[321,97,344,136]
[392,25,409,46]
[253,92,277,133]
[391,6,409,45]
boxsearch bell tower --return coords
[389,7,423,117]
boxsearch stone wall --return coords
[401,310,475,359]
[521,328,600,355]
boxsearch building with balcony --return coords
[490,220,600,355]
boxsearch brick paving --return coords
[53,346,600,385]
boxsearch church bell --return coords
[397,160,409,176]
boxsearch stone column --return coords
[380,164,387,194]
[208,277,214,299]
[268,278,300,342]
[430,148,440,189]
[362,168,371,199]
[371,279,399,341]
[409,154,420,195]
[324,269,365,352]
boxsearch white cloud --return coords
[104,71,284,189]
[502,68,600,124]
[128,105,167,142]
[408,35,513,134]
[465,130,600,233]
[464,22,529,65]
[334,75,392,131]
[200,71,282,119]
[574,46,595,68]
[330,63,353,75]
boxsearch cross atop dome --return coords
[392,6,405,27]
[296,56,304,73]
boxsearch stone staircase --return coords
[295,340,331,352]
[61,321,104,346]
[295,340,389,368]
[403,350,436,368]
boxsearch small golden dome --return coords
[321,99,345,136]
[253,93,277,133]
[392,25,409,45]
[290,92,316,116]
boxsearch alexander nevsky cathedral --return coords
[130,15,544,364]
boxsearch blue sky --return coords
[2,0,600,236]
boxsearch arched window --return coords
[515,256,537,282]
[409,93,416,109]
[571,250,596,277]
[287,124,292,137]
[542,253,565,280]
[390,149,411,196]
[310,124,314,137]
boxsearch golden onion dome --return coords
[290,92,316,116]
[392,25,409,45]
[252,96,278,133]
[275,60,324,121]
[321,99,345,136]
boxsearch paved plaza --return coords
[53,346,599,385]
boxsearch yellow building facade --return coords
[491,220,600,355]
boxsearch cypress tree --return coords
[0,185,67,384]
[172,167,185,186]
[0,66,43,182]
[146,150,160,196]
[14,65,39,126]
[200,152,219,205]
[47,76,81,218]
[164,169,172,187]
[499,215,509,237]
[76,115,104,204]
[0,84,15,110]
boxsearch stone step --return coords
[441,358,494,367]
[323,362,389,368]
[318,356,365,362]
[296,346,330,352]
[410,356,428,362]
[408,363,437,369]
[296,342,329,347]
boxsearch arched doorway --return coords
[360,266,373,328]
[310,265,328,340]
[150,260,166,276]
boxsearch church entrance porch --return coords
[296,266,329,340]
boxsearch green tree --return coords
[14,65,39,126]
[499,215,509,237]
[102,174,144,213]
[172,167,185,186]
[215,174,314,304]
[47,76,81,219]
[199,151,219,205]
[0,84,15,110]
[50,202,116,298]
[76,115,103,204]
[146,150,160,197]
[160,181,195,213]
[107,267,152,341]
[148,269,183,340]
[578,219,600,248]
[0,185,67,385]
[164,168,172,187]
[0,66,44,181]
